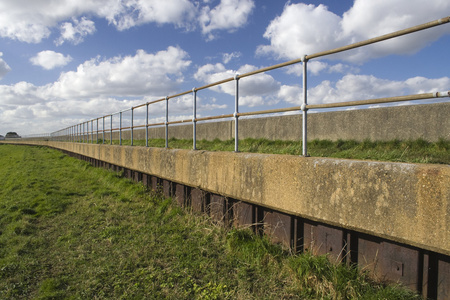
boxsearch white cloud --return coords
[46,46,191,99]
[257,0,450,63]
[0,81,45,105]
[285,61,361,77]
[278,85,302,105]
[286,75,450,105]
[200,0,255,40]
[107,0,198,30]
[0,46,196,134]
[194,63,280,107]
[286,61,329,77]
[56,17,96,46]
[0,0,253,44]
[30,51,73,70]
[222,51,242,64]
[0,0,89,43]
[0,52,11,79]
[194,63,234,88]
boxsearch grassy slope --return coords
[0,144,423,299]
[106,138,450,164]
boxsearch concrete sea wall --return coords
[3,139,449,299]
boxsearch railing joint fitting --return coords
[301,104,309,111]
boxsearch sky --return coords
[0,0,449,136]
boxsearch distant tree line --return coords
[4,132,21,138]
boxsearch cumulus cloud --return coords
[0,0,254,44]
[0,0,86,43]
[257,0,450,62]
[200,0,255,40]
[56,17,96,45]
[46,46,191,99]
[0,81,45,105]
[0,52,11,79]
[286,61,360,76]
[107,0,198,30]
[0,46,195,134]
[279,75,450,105]
[30,51,73,70]
[194,63,280,107]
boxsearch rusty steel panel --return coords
[126,169,133,179]
[303,222,345,262]
[133,171,141,183]
[232,201,254,229]
[151,176,160,193]
[358,236,420,290]
[438,255,450,300]
[263,210,292,249]
[162,179,173,198]
[175,183,187,207]
[209,194,229,224]
[141,174,149,187]
[190,188,206,213]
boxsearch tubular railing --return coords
[47,17,450,156]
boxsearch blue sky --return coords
[0,0,449,136]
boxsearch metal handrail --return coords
[308,91,450,110]
[45,17,450,154]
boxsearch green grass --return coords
[0,144,423,299]
[98,137,450,164]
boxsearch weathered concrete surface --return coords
[10,140,449,256]
[109,102,449,142]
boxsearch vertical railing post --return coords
[301,55,309,157]
[96,118,99,143]
[119,112,122,146]
[145,103,149,147]
[165,96,169,148]
[102,116,105,144]
[110,115,113,145]
[192,88,197,150]
[83,122,85,143]
[234,73,240,152]
[131,108,134,146]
